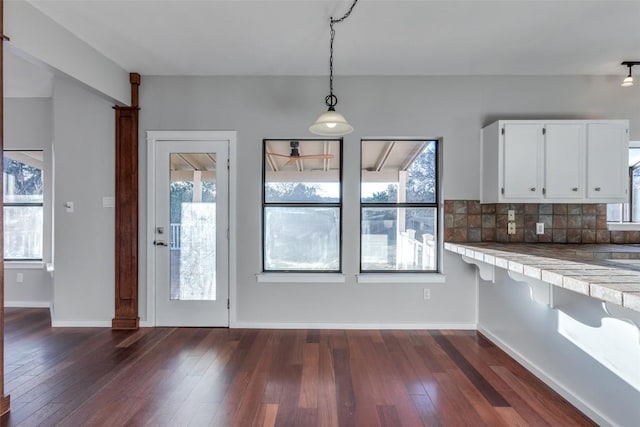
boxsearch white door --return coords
[150,133,229,326]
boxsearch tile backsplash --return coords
[444,200,640,244]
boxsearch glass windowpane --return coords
[361,207,437,271]
[361,140,436,204]
[169,153,217,300]
[264,207,340,271]
[4,206,43,259]
[263,139,342,272]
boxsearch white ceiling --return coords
[20,0,640,77]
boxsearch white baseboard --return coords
[478,326,612,427]
[5,301,51,308]
[51,320,112,327]
[231,322,477,330]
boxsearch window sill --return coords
[607,222,640,231]
[5,261,45,270]
[256,273,346,284]
[356,273,446,284]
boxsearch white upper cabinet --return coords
[586,123,628,199]
[544,123,585,199]
[502,123,543,200]
[481,120,628,204]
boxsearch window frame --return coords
[3,149,45,262]
[359,138,441,274]
[261,138,343,273]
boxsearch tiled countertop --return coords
[444,242,640,313]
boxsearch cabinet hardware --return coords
[530,187,536,192]
[572,187,578,192]
[594,187,601,192]
[501,187,504,195]
[542,188,546,195]
[542,128,546,135]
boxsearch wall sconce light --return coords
[621,61,640,87]
[309,0,359,136]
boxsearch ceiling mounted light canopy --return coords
[309,0,359,136]
[621,61,640,87]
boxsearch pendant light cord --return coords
[326,0,359,110]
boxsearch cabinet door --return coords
[586,123,628,200]
[545,123,584,199]
[502,123,542,199]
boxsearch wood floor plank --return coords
[316,335,339,427]
[0,309,597,426]
[298,343,319,409]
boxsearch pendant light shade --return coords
[310,0,358,137]
[309,109,353,136]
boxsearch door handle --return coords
[153,240,168,247]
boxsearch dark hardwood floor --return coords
[0,308,594,426]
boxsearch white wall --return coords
[478,267,640,427]
[51,77,115,325]
[138,75,640,327]
[6,1,130,104]
[4,98,53,306]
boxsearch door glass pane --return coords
[170,153,217,300]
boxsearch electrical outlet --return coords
[508,222,516,234]
[507,209,515,221]
[536,222,545,234]
[423,288,431,300]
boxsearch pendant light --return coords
[621,61,640,87]
[309,0,359,136]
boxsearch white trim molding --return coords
[256,273,346,284]
[51,320,113,327]
[356,273,446,284]
[231,322,476,330]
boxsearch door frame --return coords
[145,130,237,327]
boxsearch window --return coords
[3,151,44,261]
[263,139,342,272]
[361,139,439,272]
[608,143,640,223]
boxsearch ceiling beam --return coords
[401,141,428,171]
[374,141,396,172]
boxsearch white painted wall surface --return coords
[478,267,640,427]
[4,98,53,306]
[51,77,115,325]
[138,75,640,327]
[5,1,130,105]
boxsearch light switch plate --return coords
[536,223,545,234]
[508,222,516,234]
[508,209,515,221]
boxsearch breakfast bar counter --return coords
[445,242,640,313]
